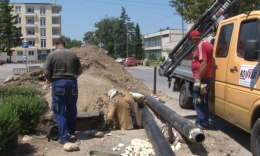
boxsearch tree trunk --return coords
[8,51,12,62]
[9,55,11,62]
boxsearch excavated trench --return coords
[76,112,105,131]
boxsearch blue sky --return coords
[10,0,187,41]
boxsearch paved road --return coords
[125,65,179,99]
[0,63,43,81]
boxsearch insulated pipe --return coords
[141,92,205,143]
[138,106,176,156]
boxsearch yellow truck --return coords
[210,10,260,155]
[163,3,260,155]
[160,4,260,156]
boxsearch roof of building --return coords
[10,2,61,7]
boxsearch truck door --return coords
[212,22,234,118]
[225,18,260,130]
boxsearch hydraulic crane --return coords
[164,0,240,88]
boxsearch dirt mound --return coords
[71,44,151,93]
[1,44,154,129]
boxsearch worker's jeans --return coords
[51,79,78,144]
[193,78,212,128]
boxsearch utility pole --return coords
[126,24,128,58]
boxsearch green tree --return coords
[0,0,23,62]
[61,35,82,49]
[169,0,260,22]
[82,7,141,59]
[94,17,120,56]
[131,23,143,60]
[115,6,134,57]
[83,31,97,45]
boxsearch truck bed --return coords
[171,60,194,82]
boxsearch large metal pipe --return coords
[138,106,176,156]
[141,92,205,143]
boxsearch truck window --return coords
[237,19,259,58]
[215,23,234,57]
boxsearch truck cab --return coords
[208,11,260,155]
[209,11,260,132]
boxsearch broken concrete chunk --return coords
[105,133,112,136]
[63,143,80,152]
[112,147,120,151]
[118,143,124,147]
[22,135,32,142]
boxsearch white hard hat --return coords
[108,89,117,100]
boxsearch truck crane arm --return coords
[164,0,240,88]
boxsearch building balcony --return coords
[52,34,61,38]
[25,34,37,39]
[52,13,60,17]
[24,12,36,17]
[24,24,36,28]
[52,24,60,28]
[28,46,37,49]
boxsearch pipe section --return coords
[138,106,176,156]
[141,92,205,143]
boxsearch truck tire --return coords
[179,83,193,109]
[251,118,260,156]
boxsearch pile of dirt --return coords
[1,44,157,130]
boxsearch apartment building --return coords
[143,29,187,59]
[0,2,62,62]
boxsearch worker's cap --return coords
[187,30,201,39]
[108,89,117,100]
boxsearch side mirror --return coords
[244,40,259,61]
[160,64,163,68]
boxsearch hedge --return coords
[0,85,43,98]
[2,95,48,134]
[0,103,19,156]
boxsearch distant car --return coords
[115,57,126,64]
[124,57,138,67]
[158,58,171,76]
[0,60,5,65]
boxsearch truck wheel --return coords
[179,83,193,109]
[251,118,260,156]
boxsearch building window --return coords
[41,39,46,48]
[15,6,21,13]
[17,51,23,56]
[40,17,46,26]
[28,41,35,46]
[41,28,46,37]
[27,29,34,35]
[29,51,34,56]
[17,17,21,24]
[27,19,34,24]
[40,6,46,15]
[18,28,22,35]
[146,49,162,59]
[144,36,161,47]
[27,8,34,13]
[52,9,60,13]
